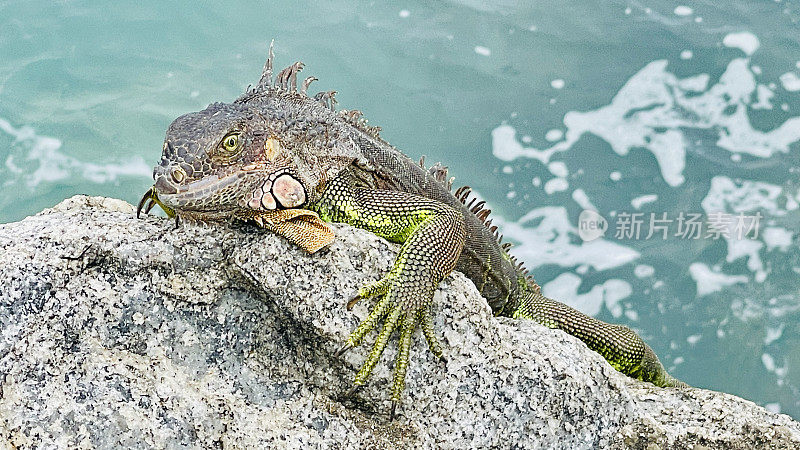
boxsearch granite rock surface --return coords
[1,195,799,449]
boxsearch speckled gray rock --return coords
[1,195,799,449]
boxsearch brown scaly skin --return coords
[138,43,686,419]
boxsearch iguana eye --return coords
[220,133,241,154]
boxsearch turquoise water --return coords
[2,1,799,419]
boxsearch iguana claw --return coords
[338,271,446,416]
[335,342,353,358]
[136,186,176,218]
[346,295,361,311]
[136,187,155,219]
[345,384,361,398]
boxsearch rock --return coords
[0,195,798,449]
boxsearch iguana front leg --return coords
[312,176,466,416]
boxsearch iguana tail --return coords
[512,283,687,388]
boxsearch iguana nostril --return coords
[272,174,306,208]
[171,167,186,184]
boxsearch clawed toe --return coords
[345,384,361,398]
[136,187,156,218]
[335,342,353,358]
[339,271,445,418]
[136,186,176,219]
[346,295,361,311]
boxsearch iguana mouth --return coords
[138,165,304,218]
[136,179,333,253]
[137,171,252,219]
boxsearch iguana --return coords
[137,44,686,418]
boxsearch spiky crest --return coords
[450,182,535,278]
[300,76,317,95]
[256,40,275,91]
[237,42,383,140]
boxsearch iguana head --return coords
[138,44,361,218]
[145,100,308,219]
[137,43,363,251]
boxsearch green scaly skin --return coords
[512,287,686,388]
[311,175,465,407]
[138,45,687,418]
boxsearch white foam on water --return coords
[634,264,654,278]
[761,353,788,384]
[490,34,800,186]
[0,117,151,188]
[765,403,781,414]
[609,171,621,181]
[544,177,569,194]
[550,79,565,89]
[630,194,658,210]
[762,227,794,251]
[752,85,774,110]
[491,205,640,272]
[701,176,785,215]
[765,324,785,345]
[688,262,748,297]
[474,46,491,56]
[455,190,639,276]
[787,192,800,211]
[680,50,693,60]
[492,124,563,163]
[723,32,760,56]
[571,188,596,211]
[780,72,800,92]
[542,272,632,318]
[701,176,798,282]
[398,9,410,18]
[673,6,693,16]
[547,161,569,177]
[732,295,800,324]
[545,129,563,142]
